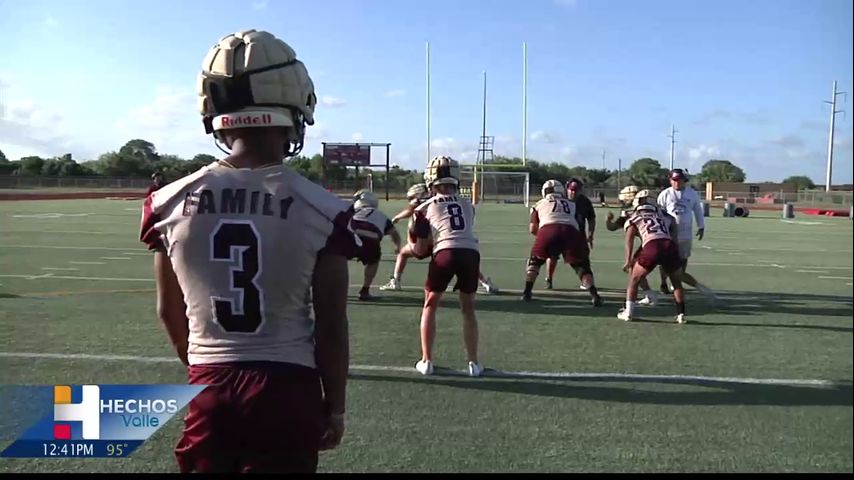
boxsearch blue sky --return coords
[1,0,852,183]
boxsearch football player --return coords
[139,30,357,473]
[544,178,596,290]
[409,156,484,377]
[381,183,499,294]
[350,189,402,301]
[146,171,166,196]
[605,185,639,231]
[523,180,603,306]
[618,201,686,323]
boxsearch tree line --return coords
[0,140,818,190]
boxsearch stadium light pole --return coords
[824,80,846,192]
[668,123,678,171]
[522,42,528,167]
[426,42,431,165]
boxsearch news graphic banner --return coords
[1,385,205,458]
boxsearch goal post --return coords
[459,165,530,207]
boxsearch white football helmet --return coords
[353,189,379,210]
[632,189,654,208]
[197,29,317,157]
[634,203,657,214]
[424,156,460,188]
[406,183,429,202]
[618,185,639,204]
[541,179,565,198]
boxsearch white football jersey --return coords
[626,210,672,247]
[352,207,393,240]
[531,194,579,229]
[140,161,359,368]
[415,194,479,253]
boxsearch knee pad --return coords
[526,256,546,276]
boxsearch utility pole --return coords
[668,123,678,171]
[522,42,528,167]
[426,42,431,164]
[824,80,846,192]
[601,149,606,170]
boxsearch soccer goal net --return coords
[459,166,531,207]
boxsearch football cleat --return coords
[545,278,553,290]
[617,309,632,322]
[379,278,401,291]
[675,313,687,324]
[591,294,604,307]
[638,295,658,306]
[358,290,377,301]
[480,277,499,295]
[521,291,533,302]
[415,360,434,376]
[467,362,484,377]
[579,283,589,291]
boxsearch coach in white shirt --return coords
[656,169,716,301]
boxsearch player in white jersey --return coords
[350,190,402,301]
[409,156,484,377]
[656,169,717,301]
[523,180,604,305]
[618,201,686,323]
[139,30,355,473]
[380,183,499,294]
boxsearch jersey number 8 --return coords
[447,204,466,231]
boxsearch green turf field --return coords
[0,198,852,473]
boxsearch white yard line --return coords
[40,267,79,271]
[69,261,106,265]
[818,276,854,280]
[0,352,836,387]
[100,257,132,260]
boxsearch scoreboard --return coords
[323,144,371,167]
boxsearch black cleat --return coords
[591,294,604,307]
[545,279,553,290]
[521,292,533,302]
[659,284,671,295]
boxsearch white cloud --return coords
[0,80,83,159]
[252,0,268,10]
[687,144,721,161]
[530,130,562,144]
[305,121,328,141]
[115,86,216,158]
[384,89,406,98]
[43,17,59,28]
[351,132,364,142]
[769,134,805,148]
[319,96,346,108]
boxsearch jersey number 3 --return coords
[210,221,264,333]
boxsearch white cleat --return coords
[467,361,484,377]
[638,295,658,306]
[379,278,402,291]
[481,278,499,295]
[675,314,687,324]
[617,309,632,322]
[415,360,434,376]
[579,284,590,291]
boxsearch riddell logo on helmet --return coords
[220,113,273,127]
